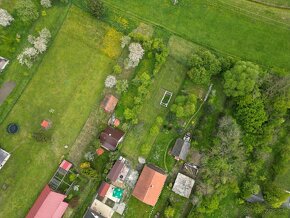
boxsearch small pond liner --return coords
[7,123,19,134]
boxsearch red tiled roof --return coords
[26,185,68,218]
[100,95,118,113]
[132,165,167,206]
[98,182,110,198]
[59,160,72,171]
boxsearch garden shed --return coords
[0,56,9,72]
[101,94,119,113]
[172,173,195,198]
[170,133,191,161]
[100,126,125,151]
[0,148,10,170]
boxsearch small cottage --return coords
[170,133,191,161]
[100,126,125,151]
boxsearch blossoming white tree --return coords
[0,8,14,27]
[17,47,38,68]
[105,75,117,88]
[18,28,51,67]
[127,43,144,69]
[121,36,131,48]
[41,0,52,8]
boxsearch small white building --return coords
[0,148,10,169]
[172,173,195,198]
[0,57,9,72]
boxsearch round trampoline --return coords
[7,123,19,134]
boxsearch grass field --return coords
[0,6,120,217]
[104,0,290,70]
[257,0,290,7]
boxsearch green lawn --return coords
[125,197,152,218]
[257,0,290,7]
[0,6,121,217]
[104,0,290,70]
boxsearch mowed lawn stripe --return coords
[0,6,116,218]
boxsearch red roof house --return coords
[26,185,68,218]
[98,181,110,199]
[100,126,125,151]
[100,95,118,113]
[132,165,167,206]
[59,160,72,172]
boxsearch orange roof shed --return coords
[101,95,118,113]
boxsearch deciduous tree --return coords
[223,61,260,97]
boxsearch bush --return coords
[263,183,290,208]
[88,0,105,19]
[69,174,77,182]
[113,64,122,74]
[0,9,14,27]
[15,0,39,23]
[32,130,51,142]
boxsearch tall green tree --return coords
[88,0,105,19]
[223,61,260,97]
[187,49,221,85]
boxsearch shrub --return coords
[116,79,128,94]
[121,35,131,48]
[126,43,144,69]
[164,206,175,218]
[69,174,77,182]
[263,183,290,208]
[105,75,117,88]
[15,0,39,23]
[170,94,197,118]
[0,8,14,27]
[113,64,122,74]
[102,28,122,58]
[32,130,51,142]
[80,162,90,169]
[88,0,105,19]
[40,0,52,8]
